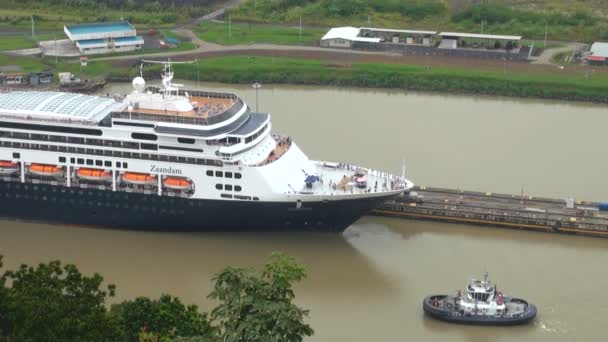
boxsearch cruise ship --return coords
[0,63,413,232]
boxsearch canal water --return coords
[1,82,607,341]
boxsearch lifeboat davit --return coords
[28,163,64,177]
[163,177,192,191]
[121,172,157,186]
[0,160,20,175]
[76,168,111,182]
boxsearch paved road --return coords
[530,42,587,65]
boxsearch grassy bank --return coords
[167,56,608,103]
[196,21,326,45]
[0,53,128,79]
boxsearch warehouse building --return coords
[64,22,144,55]
[588,42,608,65]
[437,32,522,52]
[320,27,381,48]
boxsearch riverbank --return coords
[161,56,608,103]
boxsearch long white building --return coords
[64,22,144,55]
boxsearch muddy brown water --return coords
[1,83,607,341]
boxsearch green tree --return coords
[0,257,119,341]
[208,252,313,342]
[110,294,216,341]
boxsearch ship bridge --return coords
[111,88,251,137]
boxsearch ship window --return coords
[159,145,203,153]
[225,172,233,178]
[235,173,242,179]
[141,143,158,151]
[95,160,103,166]
[131,133,157,141]
[70,157,75,163]
[235,185,242,192]
[253,197,259,201]
[221,194,233,199]
[77,158,84,164]
[206,170,213,176]
[58,156,66,163]
[177,137,195,144]
[113,121,155,128]
[122,162,128,169]
[12,152,20,159]
[86,159,93,165]
[215,184,223,190]
[225,184,233,191]
[104,161,111,167]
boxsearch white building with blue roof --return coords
[64,22,144,55]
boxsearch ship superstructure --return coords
[0,63,413,231]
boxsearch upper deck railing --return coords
[111,87,245,126]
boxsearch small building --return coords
[0,72,26,85]
[588,42,608,65]
[320,27,381,49]
[438,32,522,52]
[29,71,54,85]
[64,21,144,55]
[359,27,436,46]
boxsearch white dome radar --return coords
[132,76,146,93]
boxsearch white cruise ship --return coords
[0,63,413,232]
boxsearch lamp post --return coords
[252,82,261,112]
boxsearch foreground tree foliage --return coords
[110,294,216,341]
[0,253,313,342]
[209,253,314,342]
[0,256,119,341]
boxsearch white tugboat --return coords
[423,273,537,326]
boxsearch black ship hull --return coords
[423,295,537,326]
[0,180,399,232]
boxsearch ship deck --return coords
[131,96,235,118]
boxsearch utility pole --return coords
[31,15,35,42]
[299,16,302,40]
[196,58,200,89]
[368,14,371,27]
[54,34,57,64]
[544,22,548,48]
[481,20,484,34]
[228,12,232,40]
[252,82,261,112]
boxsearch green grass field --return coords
[196,21,326,45]
[0,33,60,51]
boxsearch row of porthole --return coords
[4,191,187,214]
[215,184,242,192]
[206,170,242,179]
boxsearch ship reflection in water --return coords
[1,216,607,341]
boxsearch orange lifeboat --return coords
[163,177,192,191]
[76,168,111,182]
[28,163,63,177]
[121,172,157,186]
[0,160,20,175]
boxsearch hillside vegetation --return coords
[0,0,224,30]
[232,0,608,42]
